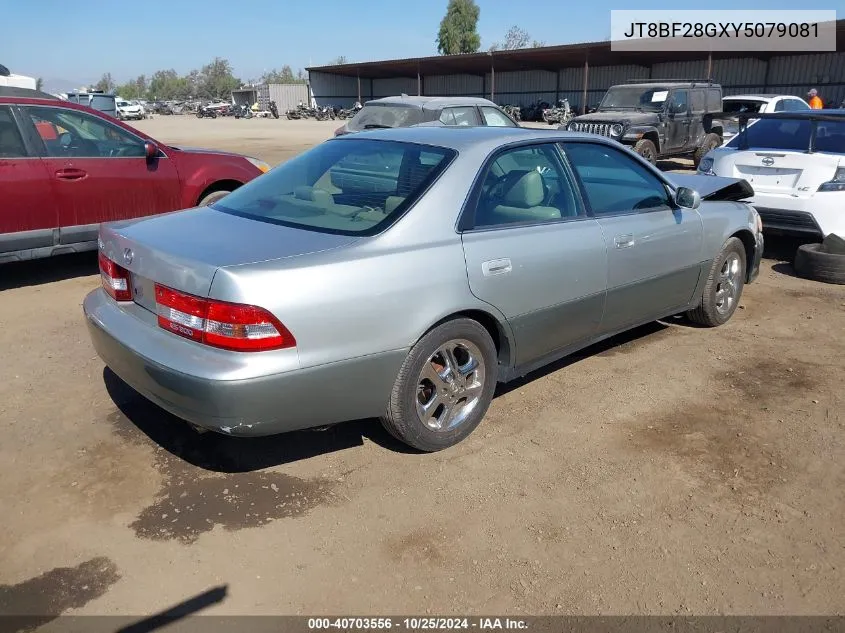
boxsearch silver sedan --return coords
[84,127,764,452]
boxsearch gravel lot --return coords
[1,116,843,620]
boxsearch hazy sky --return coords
[4,0,836,86]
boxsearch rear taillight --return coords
[154,283,295,352]
[99,252,132,301]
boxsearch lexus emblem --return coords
[123,248,134,265]
[762,157,775,166]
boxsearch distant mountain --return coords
[41,77,93,94]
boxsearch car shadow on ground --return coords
[0,252,98,291]
[104,368,418,473]
[106,321,673,470]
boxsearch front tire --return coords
[381,318,498,452]
[633,138,658,164]
[198,189,233,207]
[687,237,746,327]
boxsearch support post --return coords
[357,71,361,103]
[555,69,560,104]
[490,54,495,102]
[582,59,589,115]
[707,51,713,81]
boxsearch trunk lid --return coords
[99,207,360,311]
[712,149,842,196]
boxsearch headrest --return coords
[503,170,544,208]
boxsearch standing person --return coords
[807,89,824,109]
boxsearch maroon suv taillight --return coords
[99,252,132,301]
[154,283,295,352]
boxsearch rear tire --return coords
[694,133,721,168]
[687,237,746,327]
[633,139,658,164]
[198,189,232,207]
[794,243,845,285]
[381,318,497,452]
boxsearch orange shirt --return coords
[809,96,823,109]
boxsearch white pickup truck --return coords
[0,64,37,89]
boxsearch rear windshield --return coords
[214,138,456,235]
[723,100,765,113]
[726,117,845,153]
[346,104,426,131]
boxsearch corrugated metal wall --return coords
[257,84,309,111]
[373,77,418,98]
[309,52,845,111]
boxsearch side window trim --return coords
[458,141,587,233]
[558,139,678,218]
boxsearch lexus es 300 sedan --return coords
[84,126,764,452]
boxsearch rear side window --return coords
[439,107,478,126]
[690,90,705,113]
[707,88,722,112]
[346,104,424,131]
[0,107,27,158]
[214,139,456,235]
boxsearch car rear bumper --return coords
[83,288,407,437]
[749,192,845,239]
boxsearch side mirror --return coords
[675,186,701,210]
[144,141,158,161]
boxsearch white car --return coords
[721,94,810,144]
[698,110,845,239]
[116,99,144,121]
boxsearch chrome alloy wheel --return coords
[416,339,486,432]
[715,252,742,315]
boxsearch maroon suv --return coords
[0,87,268,263]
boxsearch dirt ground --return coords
[1,116,843,622]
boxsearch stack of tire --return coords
[794,234,845,285]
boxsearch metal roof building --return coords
[306,19,845,112]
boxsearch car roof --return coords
[365,95,497,111]
[0,86,63,101]
[723,94,796,101]
[621,82,721,89]
[332,125,591,152]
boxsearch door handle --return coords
[54,168,87,181]
[614,234,635,249]
[482,258,512,276]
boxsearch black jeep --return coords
[563,79,724,167]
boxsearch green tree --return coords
[196,57,240,100]
[148,69,185,100]
[35,77,43,91]
[115,74,148,100]
[261,65,305,84]
[330,56,348,65]
[436,0,481,55]
[94,72,115,93]
[488,26,545,51]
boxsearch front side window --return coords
[0,107,27,158]
[471,144,580,228]
[670,90,689,115]
[214,139,455,235]
[480,106,516,127]
[439,107,478,126]
[561,142,672,215]
[24,106,145,158]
